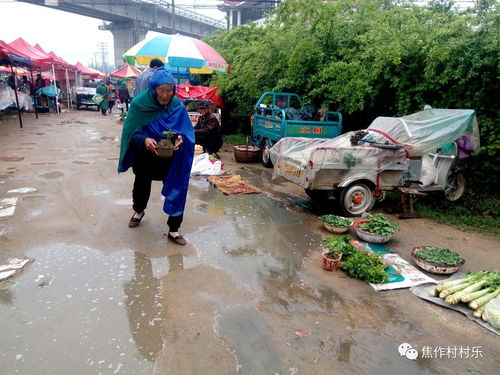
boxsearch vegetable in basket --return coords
[358,214,399,236]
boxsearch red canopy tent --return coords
[0,40,33,127]
[75,62,102,79]
[176,83,223,107]
[9,37,56,68]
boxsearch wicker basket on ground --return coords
[233,145,260,163]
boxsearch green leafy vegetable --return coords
[323,235,388,283]
[415,247,463,265]
[358,214,398,236]
[319,214,351,227]
[339,250,388,284]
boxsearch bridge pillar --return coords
[106,22,148,68]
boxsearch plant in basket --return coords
[319,214,352,233]
[353,213,398,243]
[322,235,388,283]
[321,235,354,271]
[156,130,177,158]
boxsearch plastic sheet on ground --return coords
[0,85,33,111]
[353,241,435,291]
[191,153,223,176]
[0,257,33,282]
[207,175,261,195]
[410,272,500,336]
[0,196,18,218]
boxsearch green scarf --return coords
[118,90,181,172]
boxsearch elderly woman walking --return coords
[118,68,194,245]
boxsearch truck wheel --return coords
[261,139,273,168]
[338,182,375,217]
[305,189,333,202]
[444,172,465,201]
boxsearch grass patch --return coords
[415,197,499,235]
[223,134,248,146]
[379,192,499,235]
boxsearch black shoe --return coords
[128,212,145,228]
[167,233,186,245]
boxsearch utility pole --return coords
[96,42,108,74]
[171,0,176,34]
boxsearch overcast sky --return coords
[0,0,226,66]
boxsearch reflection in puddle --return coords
[0,244,178,374]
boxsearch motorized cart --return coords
[271,107,480,216]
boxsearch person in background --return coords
[18,75,33,95]
[118,68,194,246]
[107,82,117,114]
[194,103,223,157]
[34,73,47,107]
[134,59,164,97]
[118,82,131,112]
[454,135,474,171]
[7,73,16,90]
[96,80,110,116]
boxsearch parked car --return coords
[73,86,97,110]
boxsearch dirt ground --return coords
[0,109,498,375]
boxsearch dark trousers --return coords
[131,137,182,232]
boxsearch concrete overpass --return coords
[18,0,225,67]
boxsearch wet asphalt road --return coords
[0,111,498,375]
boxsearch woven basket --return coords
[233,145,260,163]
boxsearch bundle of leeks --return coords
[429,271,500,327]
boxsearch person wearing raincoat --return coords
[118,68,194,246]
[95,81,109,115]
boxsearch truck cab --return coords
[251,92,342,167]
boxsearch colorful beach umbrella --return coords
[122,34,229,75]
[109,64,142,79]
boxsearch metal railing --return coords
[138,0,226,29]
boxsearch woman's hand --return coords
[144,138,158,155]
[173,135,183,150]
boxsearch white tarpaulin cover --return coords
[270,108,479,188]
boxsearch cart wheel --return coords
[444,172,466,201]
[261,139,273,168]
[338,182,375,217]
[305,189,333,202]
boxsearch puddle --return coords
[40,171,64,179]
[0,244,175,375]
[72,161,90,165]
[0,175,11,180]
[0,156,24,162]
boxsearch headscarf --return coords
[118,68,194,216]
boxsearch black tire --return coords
[337,182,375,217]
[261,139,273,168]
[305,189,333,202]
[444,172,466,201]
